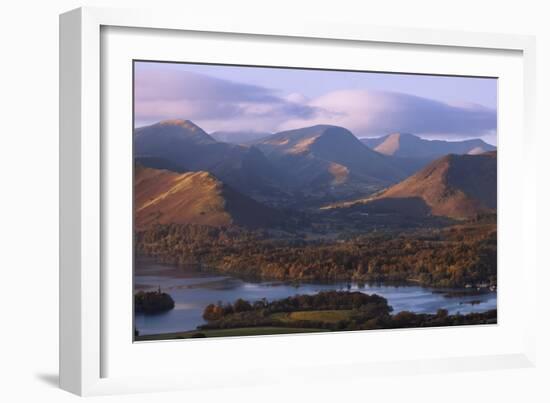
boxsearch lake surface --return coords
[134,259,497,336]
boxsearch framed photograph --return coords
[60,7,537,396]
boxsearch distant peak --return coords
[374,132,419,156]
[272,124,355,142]
[158,119,203,132]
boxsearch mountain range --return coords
[134,120,414,204]
[134,119,497,223]
[361,133,496,159]
[251,125,406,183]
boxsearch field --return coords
[272,310,354,324]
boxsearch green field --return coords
[272,310,354,324]
[135,326,329,341]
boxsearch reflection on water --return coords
[134,259,497,336]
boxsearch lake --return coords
[134,259,497,336]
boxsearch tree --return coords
[233,298,253,313]
[203,304,224,321]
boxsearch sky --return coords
[134,61,498,145]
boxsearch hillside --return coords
[325,152,497,219]
[134,119,283,198]
[134,165,282,229]
[361,133,496,159]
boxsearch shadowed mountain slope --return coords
[134,120,283,198]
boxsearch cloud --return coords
[279,90,497,139]
[134,69,317,131]
[135,69,496,141]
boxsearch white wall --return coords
[0,0,548,401]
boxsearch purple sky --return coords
[134,61,497,145]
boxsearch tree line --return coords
[198,291,496,332]
[135,221,496,288]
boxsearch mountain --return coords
[210,130,272,144]
[325,152,497,220]
[251,125,408,193]
[134,165,282,229]
[361,133,496,159]
[134,120,283,199]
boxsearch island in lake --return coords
[133,61,497,341]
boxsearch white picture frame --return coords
[59,6,538,396]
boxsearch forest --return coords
[135,218,497,288]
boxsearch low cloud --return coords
[135,68,496,141]
[134,69,317,131]
[280,90,496,140]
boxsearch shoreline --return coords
[135,255,497,291]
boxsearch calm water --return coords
[134,259,497,336]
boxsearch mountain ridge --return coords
[134,165,282,229]
[134,120,496,210]
[361,132,496,159]
[251,124,407,185]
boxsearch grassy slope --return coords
[135,165,281,229]
[135,166,232,228]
